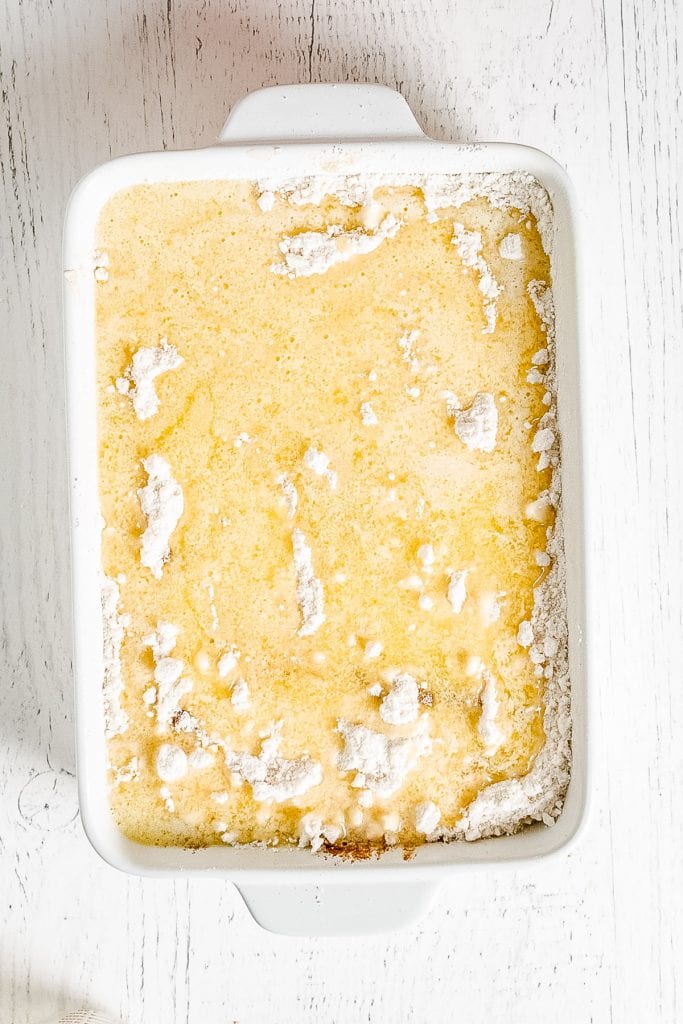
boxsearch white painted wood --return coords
[0,0,680,1019]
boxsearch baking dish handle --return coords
[236,880,438,936]
[218,83,425,144]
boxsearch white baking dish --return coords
[64,84,590,936]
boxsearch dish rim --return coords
[64,87,591,888]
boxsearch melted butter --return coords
[98,180,554,849]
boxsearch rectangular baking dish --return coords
[64,84,590,936]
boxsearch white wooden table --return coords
[2,1,681,1020]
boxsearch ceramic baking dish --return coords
[64,84,590,936]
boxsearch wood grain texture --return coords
[1,0,680,1020]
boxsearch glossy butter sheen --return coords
[96,180,556,851]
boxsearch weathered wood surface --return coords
[1,0,681,1020]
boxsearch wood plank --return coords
[0,0,680,1019]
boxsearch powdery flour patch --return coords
[116,337,183,420]
[138,455,184,579]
